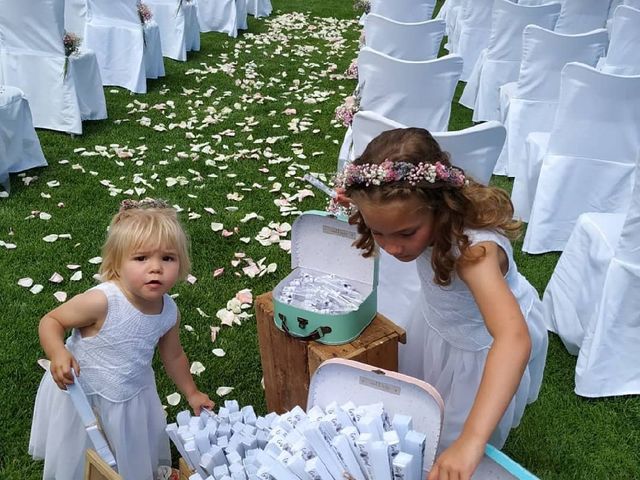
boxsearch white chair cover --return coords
[236,0,248,30]
[146,0,200,61]
[554,0,611,34]
[0,85,47,192]
[542,212,624,353]
[447,0,494,81]
[437,0,463,51]
[599,6,640,76]
[65,0,88,36]
[68,50,108,121]
[84,0,163,93]
[357,47,463,132]
[348,111,506,330]
[496,26,608,177]
[338,49,463,166]
[459,0,561,122]
[574,161,640,397]
[521,63,640,253]
[143,21,165,79]
[369,0,436,23]
[0,0,85,133]
[246,0,271,18]
[197,0,239,37]
[364,14,446,61]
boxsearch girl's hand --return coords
[49,349,80,390]
[427,435,485,480]
[187,390,215,415]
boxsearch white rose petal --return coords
[216,386,234,397]
[54,291,68,302]
[88,256,103,264]
[216,308,235,326]
[18,277,34,288]
[43,234,59,243]
[212,348,226,357]
[190,361,206,376]
[30,284,44,294]
[184,324,194,332]
[67,264,81,270]
[186,274,197,285]
[166,392,181,406]
[211,222,224,232]
[39,212,52,220]
[70,271,83,281]
[49,272,64,283]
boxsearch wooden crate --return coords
[256,292,406,413]
[84,450,122,480]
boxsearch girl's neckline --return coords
[109,281,166,316]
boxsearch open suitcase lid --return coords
[307,359,444,471]
[307,359,539,480]
[290,211,377,285]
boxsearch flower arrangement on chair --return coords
[353,0,371,14]
[137,2,153,24]
[334,94,360,127]
[345,59,358,79]
[62,31,82,77]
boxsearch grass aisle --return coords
[0,1,638,478]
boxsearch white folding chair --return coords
[574,158,640,397]
[197,0,244,36]
[496,26,608,177]
[146,0,200,61]
[369,0,436,23]
[0,0,106,134]
[0,85,47,192]
[348,111,506,331]
[84,0,164,93]
[447,0,494,81]
[338,48,463,166]
[364,14,445,61]
[554,0,612,34]
[247,0,271,18]
[519,63,640,253]
[599,6,640,76]
[459,0,561,122]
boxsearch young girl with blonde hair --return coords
[29,199,214,480]
[335,128,548,480]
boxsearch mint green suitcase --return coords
[273,210,379,345]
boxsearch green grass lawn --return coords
[1,1,638,478]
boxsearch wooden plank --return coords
[84,450,121,480]
[256,292,310,413]
[179,458,193,480]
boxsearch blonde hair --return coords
[99,206,191,282]
[347,128,521,286]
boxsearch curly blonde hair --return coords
[346,128,521,286]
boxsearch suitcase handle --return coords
[279,314,332,342]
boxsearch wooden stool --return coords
[256,292,406,413]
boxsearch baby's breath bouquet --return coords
[62,31,81,77]
[345,59,358,79]
[335,94,360,127]
[137,2,153,24]
[354,0,371,14]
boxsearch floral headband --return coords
[119,198,170,212]
[334,159,467,189]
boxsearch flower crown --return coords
[119,198,170,212]
[334,159,467,189]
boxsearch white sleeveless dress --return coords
[399,229,548,450]
[29,282,176,480]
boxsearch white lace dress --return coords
[29,282,176,480]
[400,229,548,450]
